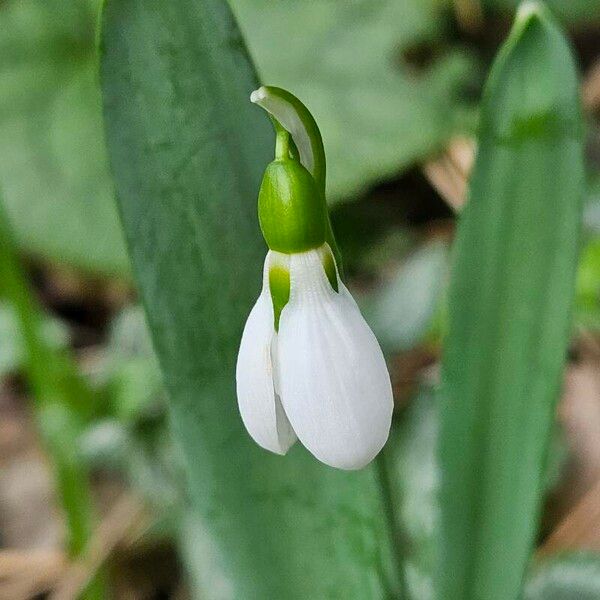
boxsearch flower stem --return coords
[273,118,291,160]
[375,448,411,599]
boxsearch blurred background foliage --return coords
[1,0,600,597]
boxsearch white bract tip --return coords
[236,245,393,469]
[516,1,543,23]
[249,86,315,174]
[250,87,267,104]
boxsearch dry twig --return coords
[539,478,600,556]
[0,550,66,600]
[422,137,475,211]
[583,60,600,113]
[49,495,146,600]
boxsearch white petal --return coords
[277,246,393,470]
[236,255,296,455]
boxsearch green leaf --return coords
[525,553,600,599]
[584,176,600,235]
[100,1,398,598]
[575,238,600,329]
[101,306,164,422]
[384,385,569,600]
[366,240,449,352]
[0,195,103,599]
[484,0,600,22]
[0,0,129,276]
[0,302,67,377]
[230,0,478,202]
[439,4,585,600]
[386,387,439,600]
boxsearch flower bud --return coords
[258,158,326,254]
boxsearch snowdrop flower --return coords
[236,87,393,470]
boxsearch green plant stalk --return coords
[0,197,103,599]
[439,3,584,600]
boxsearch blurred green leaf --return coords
[102,306,164,422]
[384,385,567,600]
[80,418,131,469]
[87,305,182,521]
[0,305,19,376]
[484,0,600,22]
[386,386,439,600]
[577,176,600,329]
[230,0,478,202]
[525,553,600,599]
[0,302,67,377]
[0,196,103,598]
[575,238,600,329]
[440,4,585,600]
[366,240,449,351]
[101,0,399,597]
[0,0,129,276]
[108,305,157,359]
[583,176,600,234]
[543,424,569,493]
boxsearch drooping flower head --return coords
[236,86,393,470]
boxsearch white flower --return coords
[236,244,393,470]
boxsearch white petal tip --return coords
[252,435,296,457]
[309,422,392,471]
[319,455,382,471]
[238,400,297,456]
[250,87,267,104]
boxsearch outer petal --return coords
[277,247,393,469]
[236,255,296,455]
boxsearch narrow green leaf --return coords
[385,386,569,600]
[439,3,584,600]
[0,302,67,377]
[0,196,102,599]
[575,238,600,329]
[100,1,398,597]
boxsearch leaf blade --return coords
[439,4,585,599]
[100,1,398,597]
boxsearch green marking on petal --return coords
[322,247,339,293]
[269,265,290,331]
